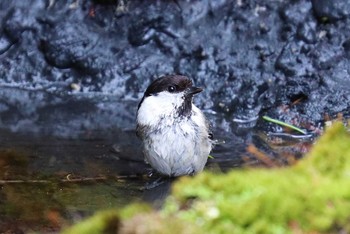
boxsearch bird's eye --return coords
[168,85,176,93]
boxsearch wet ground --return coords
[1,0,350,233]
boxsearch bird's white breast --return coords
[137,93,212,176]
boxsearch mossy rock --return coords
[63,204,196,234]
[63,122,350,234]
[167,122,350,233]
[62,210,120,234]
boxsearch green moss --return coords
[299,122,350,177]
[166,122,350,233]
[63,122,350,234]
[61,204,151,234]
[118,203,153,219]
[62,204,197,234]
[62,210,120,234]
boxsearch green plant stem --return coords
[262,116,307,135]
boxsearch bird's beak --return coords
[185,86,203,96]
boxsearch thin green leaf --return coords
[262,116,307,135]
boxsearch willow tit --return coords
[136,75,213,177]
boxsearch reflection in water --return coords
[0,129,147,232]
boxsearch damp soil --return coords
[0,0,350,233]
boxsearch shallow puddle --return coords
[0,129,150,232]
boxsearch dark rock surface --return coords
[0,0,349,136]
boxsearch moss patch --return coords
[166,122,350,233]
[62,210,120,234]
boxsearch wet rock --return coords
[0,36,12,54]
[127,2,179,47]
[0,0,349,137]
[275,44,298,77]
[0,6,40,54]
[0,87,135,137]
[280,1,312,25]
[2,8,38,42]
[342,37,350,53]
[41,20,112,75]
[312,0,350,22]
[320,59,350,92]
[275,43,314,77]
[310,42,344,70]
[297,21,317,44]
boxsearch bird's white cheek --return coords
[137,92,183,127]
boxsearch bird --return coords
[136,75,213,177]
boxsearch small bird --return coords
[136,75,213,177]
